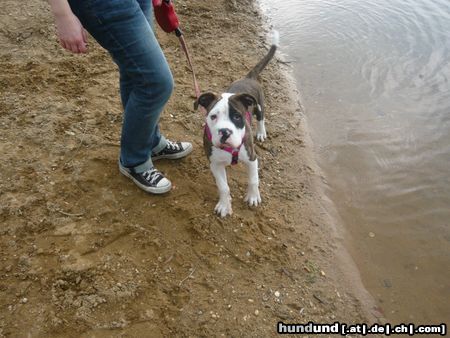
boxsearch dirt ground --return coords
[0,0,374,336]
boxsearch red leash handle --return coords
[152,0,201,99]
[152,0,180,33]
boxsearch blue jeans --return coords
[68,0,173,173]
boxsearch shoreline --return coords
[272,47,383,325]
[256,0,383,324]
[282,73,383,324]
[1,0,375,336]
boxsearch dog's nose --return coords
[218,128,232,143]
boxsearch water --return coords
[259,0,450,323]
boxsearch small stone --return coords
[254,310,259,316]
[21,298,28,304]
[274,291,280,298]
[369,232,375,238]
[248,299,254,303]
[383,279,392,288]
[320,270,326,276]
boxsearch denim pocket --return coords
[84,0,140,24]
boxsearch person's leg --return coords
[69,0,171,172]
[117,0,154,111]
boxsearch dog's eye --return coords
[232,114,242,121]
[210,114,217,120]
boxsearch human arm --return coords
[48,0,88,54]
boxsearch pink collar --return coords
[205,111,252,165]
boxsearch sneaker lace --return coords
[142,168,163,185]
[166,140,181,151]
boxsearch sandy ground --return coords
[0,0,373,336]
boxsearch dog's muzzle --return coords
[219,128,232,144]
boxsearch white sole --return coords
[119,166,172,194]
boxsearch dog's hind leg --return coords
[210,162,232,217]
[255,96,267,142]
[244,158,261,206]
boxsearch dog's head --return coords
[195,92,256,149]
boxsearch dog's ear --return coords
[232,93,257,111]
[194,92,218,111]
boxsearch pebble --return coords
[383,279,392,288]
[21,298,28,304]
[254,310,259,316]
[274,291,280,298]
[369,232,375,238]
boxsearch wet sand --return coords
[0,0,374,336]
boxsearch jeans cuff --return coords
[128,157,153,174]
[152,135,167,154]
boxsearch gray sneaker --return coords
[119,163,171,194]
[152,139,193,161]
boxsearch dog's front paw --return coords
[245,188,261,207]
[215,198,232,217]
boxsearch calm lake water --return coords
[259,0,450,323]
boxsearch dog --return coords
[195,31,279,217]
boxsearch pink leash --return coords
[175,29,201,99]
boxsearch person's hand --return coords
[54,12,88,54]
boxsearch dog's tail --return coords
[246,30,279,80]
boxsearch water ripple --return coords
[260,0,450,323]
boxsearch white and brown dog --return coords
[195,32,279,217]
